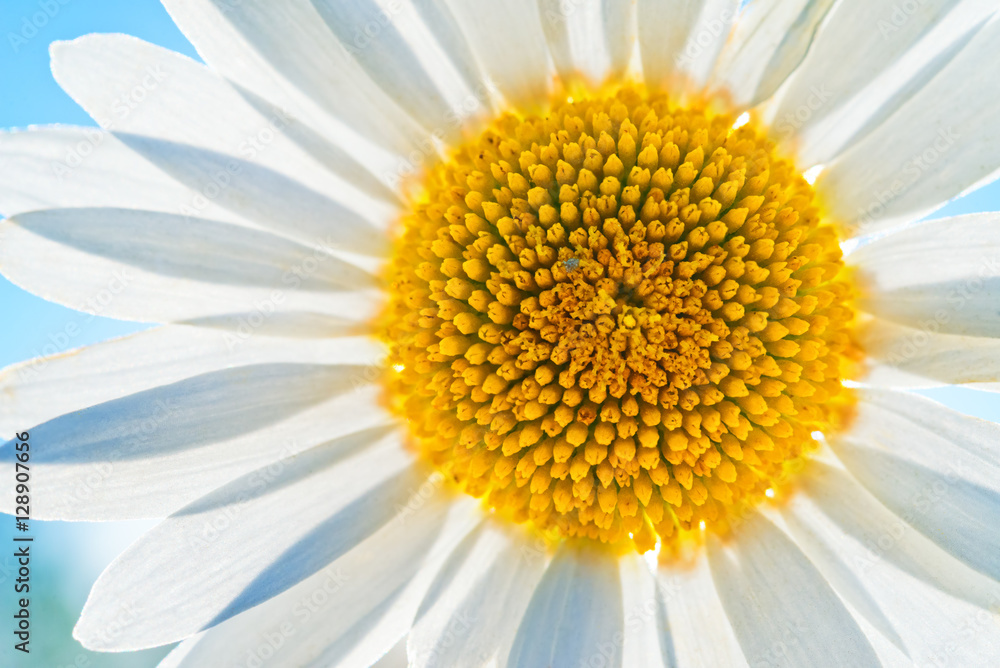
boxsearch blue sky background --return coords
[1,1,1000,667]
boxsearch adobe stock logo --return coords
[7,0,73,53]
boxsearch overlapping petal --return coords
[0,363,389,520]
[154,494,481,667]
[507,544,625,668]
[708,512,881,667]
[74,426,420,649]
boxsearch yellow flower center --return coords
[379,86,857,555]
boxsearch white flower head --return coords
[3,1,1000,667]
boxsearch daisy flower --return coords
[4,0,1000,666]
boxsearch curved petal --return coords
[539,0,600,85]
[159,0,430,159]
[707,512,881,667]
[74,427,422,650]
[793,460,1000,617]
[852,388,1000,484]
[619,554,672,668]
[373,639,409,668]
[440,0,554,111]
[658,554,747,668]
[410,0,488,97]
[785,9,990,166]
[537,0,635,85]
[50,33,393,221]
[152,493,481,667]
[182,311,362,338]
[308,0,474,135]
[776,497,908,656]
[782,462,1000,664]
[832,389,1000,581]
[162,632,412,668]
[849,213,1000,337]
[0,363,389,520]
[0,323,373,435]
[114,134,389,253]
[711,0,837,108]
[600,0,637,81]
[9,206,374,290]
[408,523,546,668]
[767,0,969,155]
[859,317,1000,392]
[221,83,404,205]
[673,0,740,87]
[507,543,624,668]
[0,127,236,222]
[637,0,702,89]
[0,209,379,323]
[815,13,1000,237]
[637,0,741,92]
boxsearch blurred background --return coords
[2,1,1000,666]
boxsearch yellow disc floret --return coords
[379,86,857,554]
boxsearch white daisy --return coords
[3,1,1000,666]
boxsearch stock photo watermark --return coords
[7,0,73,53]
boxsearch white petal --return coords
[0,324,369,436]
[859,317,1000,392]
[781,462,1000,664]
[767,0,975,153]
[637,0,702,88]
[408,523,546,668]
[0,363,390,520]
[507,543,624,668]
[50,33,394,225]
[775,495,908,656]
[537,0,635,85]
[373,639,409,668]
[309,0,478,135]
[852,388,1000,486]
[832,389,1000,580]
[225,85,404,205]
[658,554,747,668]
[639,0,740,92]
[411,0,488,97]
[711,0,837,108]
[708,512,881,667]
[815,14,1000,236]
[160,0,429,159]
[675,0,741,87]
[848,213,1000,337]
[284,497,481,668]
[336,0,498,155]
[150,493,481,667]
[0,127,237,222]
[619,554,670,668]
[0,209,380,323]
[441,0,554,110]
[182,311,363,338]
[157,636,201,668]
[74,428,421,649]
[784,8,991,166]
[600,0,637,81]
[114,133,390,254]
[791,460,1000,620]
[538,0,598,84]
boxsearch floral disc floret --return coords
[380,86,857,554]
